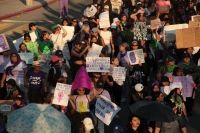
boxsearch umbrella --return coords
[7,103,71,133]
[129,100,177,122]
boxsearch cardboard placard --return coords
[127,49,145,65]
[176,28,200,48]
[0,34,10,53]
[86,57,110,72]
[133,22,147,40]
[156,1,170,13]
[13,37,24,51]
[189,21,200,28]
[61,26,74,42]
[87,43,103,57]
[0,100,14,115]
[150,19,162,29]
[192,15,200,22]
[99,12,110,28]
[83,5,97,17]
[112,67,126,81]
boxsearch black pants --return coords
[28,88,42,103]
[185,97,193,112]
[0,73,7,100]
[73,112,91,133]
[71,63,83,81]
[113,82,122,107]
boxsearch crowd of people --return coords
[0,0,200,132]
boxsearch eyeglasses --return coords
[78,89,85,91]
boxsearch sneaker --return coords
[121,98,126,103]
[59,16,62,19]
[115,114,120,119]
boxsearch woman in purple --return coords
[59,0,68,18]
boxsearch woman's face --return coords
[176,88,181,94]
[131,45,138,50]
[183,57,190,63]
[75,44,82,50]
[187,47,193,55]
[72,19,78,26]
[112,58,119,66]
[77,88,85,95]
[44,33,49,39]
[176,69,183,76]
[162,81,169,86]
[167,61,175,66]
[33,66,40,71]
[153,85,160,92]
[121,16,127,21]
[11,54,18,63]
[119,46,125,52]
[157,93,164,102]
[131,117,140,128]
[15,100,21,106]
[63,21,68,26]
[20,44,27,51]
[24,36,31,42]
[92,37,97,42]
[140,40,145,45]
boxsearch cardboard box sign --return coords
[175,28,200,48]
[192,15,200,22]
[0,34,10,53]
[159,6,170,13]
[150,19,162,29]
[189,21,200,28]
[0,100,14,115]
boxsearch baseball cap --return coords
[15,94,23,101]
[165,56,175,62]
[6,79,16,87]
[137,2,142,5]
[120,43,129,48]
[131,40,138,45]
[113,125,123,133]
[113,18,120,23]
[161,76,169,82]
[135,83,144,92]
[82,117,94,130]
[189,0,194,3]
[32,61,40,67]
[96,80,104,88]
[28,22,37,29]
[183,53,190,58]
[55,50,63,58]
[51,24,59,29]
[111,22,117,29]
[92,27,98,32]
[104,5,109,9]
[51,56,61,63]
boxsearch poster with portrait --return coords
[127,49,145,65]
[0,34,10,53]
[133,22,147,41]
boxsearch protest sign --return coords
[191,15,200,22]
[111,0,123,14]
[38,54,52,73]
[173,76,193,97]
[19,53,34,64]
[0,34,10,53]
[99,12,110,28]
[83,5,97,17]
[189,21,200,28]
[95,95,121,125]
[29,32,37,42]
[52,83,71,106]
[127,49,145,65]
[164,24,188,41]
[133,22,147,40]
[112,67,126,81]
[160,86,170,95]
[87,43,103,57]
[0,100,13,115]
[150,19,162,29]
[61,26,74,42]
[156,1,170,13]
[176,28,200,48]
[86,57,110,72]
[13,37,23,51]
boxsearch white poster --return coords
[86,57,110,72]
[87,43,103,57]
[95,95,121,126]
[83,5,97,17]
[127,49,145,65]
[12,37,23,51]
[38,54,52,73]
[99,12,110,28]
[112,67,126,81]
[164,24,188,41]
[52,83,71,106]
[19,53,34,64]
[160,86,170,95]
[61,26,74,42]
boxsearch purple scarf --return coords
[6,53,25,76]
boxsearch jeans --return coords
[91,112,104,133]
[59,0,68,16]
[121,76,132,99]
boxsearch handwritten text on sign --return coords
[95,95,121,126]
[127,49,145,65]
[52,83,71,106]
[86,57,110,72]
[112,67,126,81]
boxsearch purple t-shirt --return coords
[26,70,45,89]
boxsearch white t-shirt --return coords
[75,95,90,112]
[5,61,27,85]
[50,33,63,52]
[0,56,10,73]
[100,30,112,45]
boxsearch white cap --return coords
[104,5,109,9]
[92,27,98,32]
[111,22,116,29]
[135,83,144,92]
[113,18,120,23]
[169,82,183,91]
[82,117,94,130]
[137,2,142,5]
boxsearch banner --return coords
[86,57,110,72]
[133,22,147,40]
[112,67,126,81]
[95,95,121,125]
[127,49,145,65]
[176,28,200,48]
[164,24,188,41]
[173,76,193,97]
[150,19,162,29]
[13,37,23,51]
[61,26,74,42]
[160,86,170,95]
[87,43,103,57]
[191,15,200,22]
[52,83,71,106]
[189,21,200,28]
[0,34,10,53]
[38,54,52,73]
[19,53,34,64]
[99,12,110,28]
[0,100,14,115]
[156,1,170,13]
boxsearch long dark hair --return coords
[172,67,182,76]
[18,43,27,52]
[24,33,31,41]
[124,115,144,133]
[40,31,49,41]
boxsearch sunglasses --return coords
[78,89,85,91]
[73,20,78,23]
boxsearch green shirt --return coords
[23,41,38,60]
[119,30,134,45]
[37,40,53,55]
